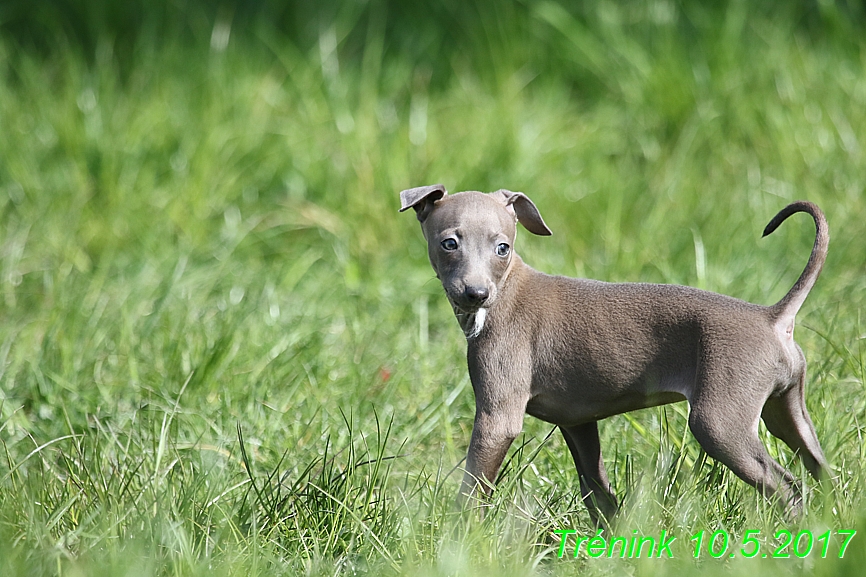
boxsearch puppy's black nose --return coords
[464,286,489,304]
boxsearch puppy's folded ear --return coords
[491,189,553,236]
[399,184,447,222]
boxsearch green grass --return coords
[1,1,866,575]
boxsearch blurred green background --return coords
[0,1,865,575]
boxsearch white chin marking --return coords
[468,308,487,339]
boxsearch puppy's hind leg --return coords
[688,393,803,515]
[761,371,828,481]
[561,423,619,526]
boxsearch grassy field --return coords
[1,1,865,575]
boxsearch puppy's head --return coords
[399,185,551,312]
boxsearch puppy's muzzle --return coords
[463,285,490,307]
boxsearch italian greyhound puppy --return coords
[400,184,829,524]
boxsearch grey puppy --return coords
[400,184,829,523]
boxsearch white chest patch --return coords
[468,308,488,339]
[448,299,489,339]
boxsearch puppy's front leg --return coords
[460,405,527,502]
[561,423,619,526]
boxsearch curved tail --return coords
[763,201,829,320]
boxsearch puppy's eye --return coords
[496,243,510,257]
[441,238,458,251]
